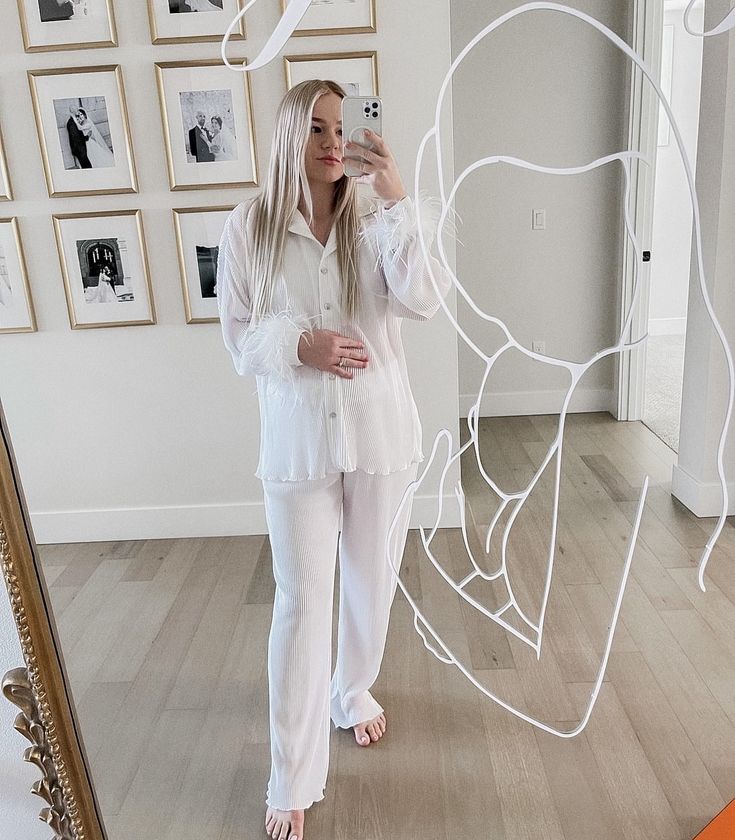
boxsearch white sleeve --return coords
[216,203,311,380]
[362,194,452,322]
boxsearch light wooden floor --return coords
[38,413,735,840]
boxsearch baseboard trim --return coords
[30,492,461,544]
[671,463,735,517]
[459,388,614,418]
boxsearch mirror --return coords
[2,2,735,839]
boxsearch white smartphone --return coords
[341,95,383,177]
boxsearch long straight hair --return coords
[250,79,360,320]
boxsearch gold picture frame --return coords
[280,0,376,36]
[0,218,37,335]
[53,209,157,330]
[0,124,13,202]
[16,0,118,53]
[173,205,234,324]
[147,0,247,45]
[155,59,259,192]
[284,51,379,96]
[1,400,107,840]
[28,64,139,199]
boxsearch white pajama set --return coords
[216,192,451,812]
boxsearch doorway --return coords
[642,0,704,452]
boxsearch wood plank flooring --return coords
[37,413,735,840]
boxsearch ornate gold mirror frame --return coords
[0,398,106,840]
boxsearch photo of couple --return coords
[168,0,223,11]
[180,89,238,163]
[53,96,115,170]
[77,239,133,304]
[38,0,88,22]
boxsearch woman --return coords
[209,115,237,161]
[95,265,117,302]
[75,109,115,169]
[217,79,450,840]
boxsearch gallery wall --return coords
[449,0,632,417]
[0,0,460,546]
[0,0,458,834]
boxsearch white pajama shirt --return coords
[217,192,451,811]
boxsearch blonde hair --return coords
[251,79,360,320]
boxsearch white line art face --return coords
[220,1,734,737]
[384,1,734,737]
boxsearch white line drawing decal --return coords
[221,1,734,736]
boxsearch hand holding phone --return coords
[341,96,383,177]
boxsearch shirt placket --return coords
[318,252,342,466]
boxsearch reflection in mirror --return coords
[3,1,735,840]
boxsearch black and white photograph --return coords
[53,210,154,328]
[282,0,375,36]
[173,206,232,323]
[156,61,257,190]
[168,0,223,12]
[29,65,137,197]
[147,0,244,44]
[17,0,117,52]
[76,238,134,303]
[53,96,115,170]
[196,245,218,297]
[285,51,379,96]
[38,0,89,22]
[180,90,238,164]
[0,218,36,334]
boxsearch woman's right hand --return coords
[297,329,369,379]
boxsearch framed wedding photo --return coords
[16,0,117,53]
[156,60,258,191]
[28,65,138,198]
[282,0,376,37]
[285,51,379,96]
[0,219,37,335]
[0,126,12,201]
[53,209,156,329]
[173,205,233,323]
[147,0,246,45]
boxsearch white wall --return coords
[673,0,735,516]
[648,0,704,336]
[0,0,459,545]
[450,0,631,417]
[0,1,458,836]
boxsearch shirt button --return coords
[329,411,337,419]
[329,373,336,380]
[323,302,331,310]
[320,267,327,275]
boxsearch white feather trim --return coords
[360,191,446,276]
[243,309,318,411]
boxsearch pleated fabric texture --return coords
[216,193,452,481]
[262,462,418,811]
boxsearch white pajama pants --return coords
[261,462,418,811]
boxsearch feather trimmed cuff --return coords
[241,309,316,394]
[359,191,441,275]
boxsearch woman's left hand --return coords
[345,129,407,205]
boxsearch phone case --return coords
[341,96,383,177]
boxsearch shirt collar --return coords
[286,192,379,253]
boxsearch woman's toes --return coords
[354,723,370,745]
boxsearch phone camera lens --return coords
[372,102,378,108]
[372,111,378,118]
[364,107,371,114]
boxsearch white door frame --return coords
[615,0,664,421]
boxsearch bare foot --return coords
[265,806,304,840]
[353,711,387,746]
